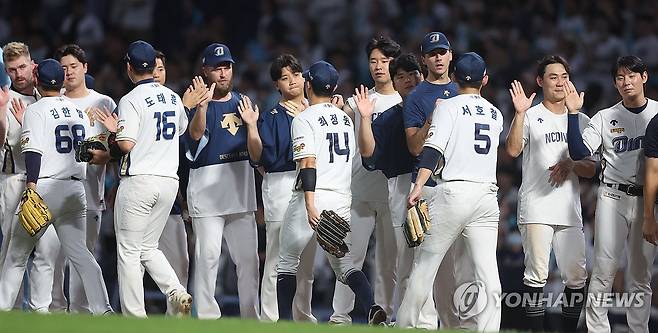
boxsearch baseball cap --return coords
[124,40,156,70]
[420,32,450,54]
[454,52,487,83]
[302,61,339,94]
[202,43,235,67]
[37,59,64,88]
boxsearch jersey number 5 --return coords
[55,124,85,154]
[326,132,350,163]
[474,123,491,154]
[154,111,176,141]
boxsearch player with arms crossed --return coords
[0,42,60,312]
[187,43,260,319]
[276,61,387,325]
[506,55,594,332]
[241,54,316,322]
[330,36,401,325]
[399,53,503,331]
[567,55,658,333]
[0,59,112,314]
[89,41,192,317]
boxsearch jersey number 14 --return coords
[326,132,350,163]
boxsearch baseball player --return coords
[402,32,469,329]
[0,42,60,312]
[240,54,316,322]
[275,60,386,325]
[328,36,401,325]
[88,40,192,317]
[399,52,503,331]
[0,58,113,314]
[186,43,260,320]
[567,55,658,333]
[355,53,423,321]
[505,55,593,332]
[46,44,117,313]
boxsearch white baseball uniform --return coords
[159,212,189,315]
[114,80,189,317]
[0,96,112,314]
[186,93,259,320]
[330,89,401,324]
[397,94,503,332]
[0,88,60,312]
[578,99,658,333]
[50,89,116,313]
[278,102,358,283]
[517,104,589,289]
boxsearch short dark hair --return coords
[611,55,647,80]
[270,54,303,81]
[537,55,570,78]
[389,53,421,78]
[55,44,87,64]
[454,76,483,89]
[155,50,166,66]
[129,64,154,76]
[366,36,401,59]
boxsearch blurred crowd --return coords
[2,0,658,328]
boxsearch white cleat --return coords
[168,290,192,317]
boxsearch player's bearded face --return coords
[369,49,392,85]
[614,67,647,100]
[206,63,233,97]
[5,56,34,90]
[539,63,569,103]
[276,66,303,99]
[60,55,87,90]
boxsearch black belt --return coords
[605,183,643,196]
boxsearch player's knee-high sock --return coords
[523,284,546,331]
[561,286,585,333]
[276,273,296,321]
[345,270,375,311]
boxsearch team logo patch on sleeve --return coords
[293,143,305,153]
[20,137,29,148]
[610,127,625,134]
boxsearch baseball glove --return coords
[403,199,431,247]
[316,210,351,258]
[18,188,53,237]
[75,131,114,162]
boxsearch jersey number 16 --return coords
[154,111,176,141]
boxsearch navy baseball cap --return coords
[202,43,234,67]
[302,61,339,94]
[37,59,64,88]
[125,40,156,70]
[421,32,451,54]
[454,52,487,83]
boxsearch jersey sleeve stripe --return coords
[21,147,44,155]
[423,142,445,154]
[293,153,316,161]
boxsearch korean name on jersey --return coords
[291,102,355,196]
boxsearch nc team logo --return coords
[429,33,441,43]
[453,280,488,319]
[221,113,243,136]
[214,46,224,56]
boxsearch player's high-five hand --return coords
[282,99,308,118]
[565,80,585,114]
[354,84,376,120]
[509,80,536,114]
[238,95,259,126]
[93,106,118,132]
[10,98,26,125]
[182,76,210,110]
[0,86,9,143]
[330,94,344,109]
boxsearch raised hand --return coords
[564,80,585,114]
[331,94,344,109]
[238,95,259,126]
[93,106,119,132]
[182,76,209,109]
[353,84,376,120]
[509,80,536,114]
[10,98,26,125]
[0,86,9,109]
[282,99,309,118]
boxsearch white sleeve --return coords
[21,107,44,155]
[116,98,139,143]
[177,96,188,136]
[521,112,530,149]
[291,116,316,161]
[424,102,455,153]
[581,111,603,154]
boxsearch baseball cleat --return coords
[367,305,387,326]
[168,290,193,317]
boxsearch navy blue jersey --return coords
[256,103,296,173]
[403,81,458,186]
[365,104,414,178]
[645,113,658,158]
[187,92,249,169]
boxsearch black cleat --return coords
[368,305,387,326]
